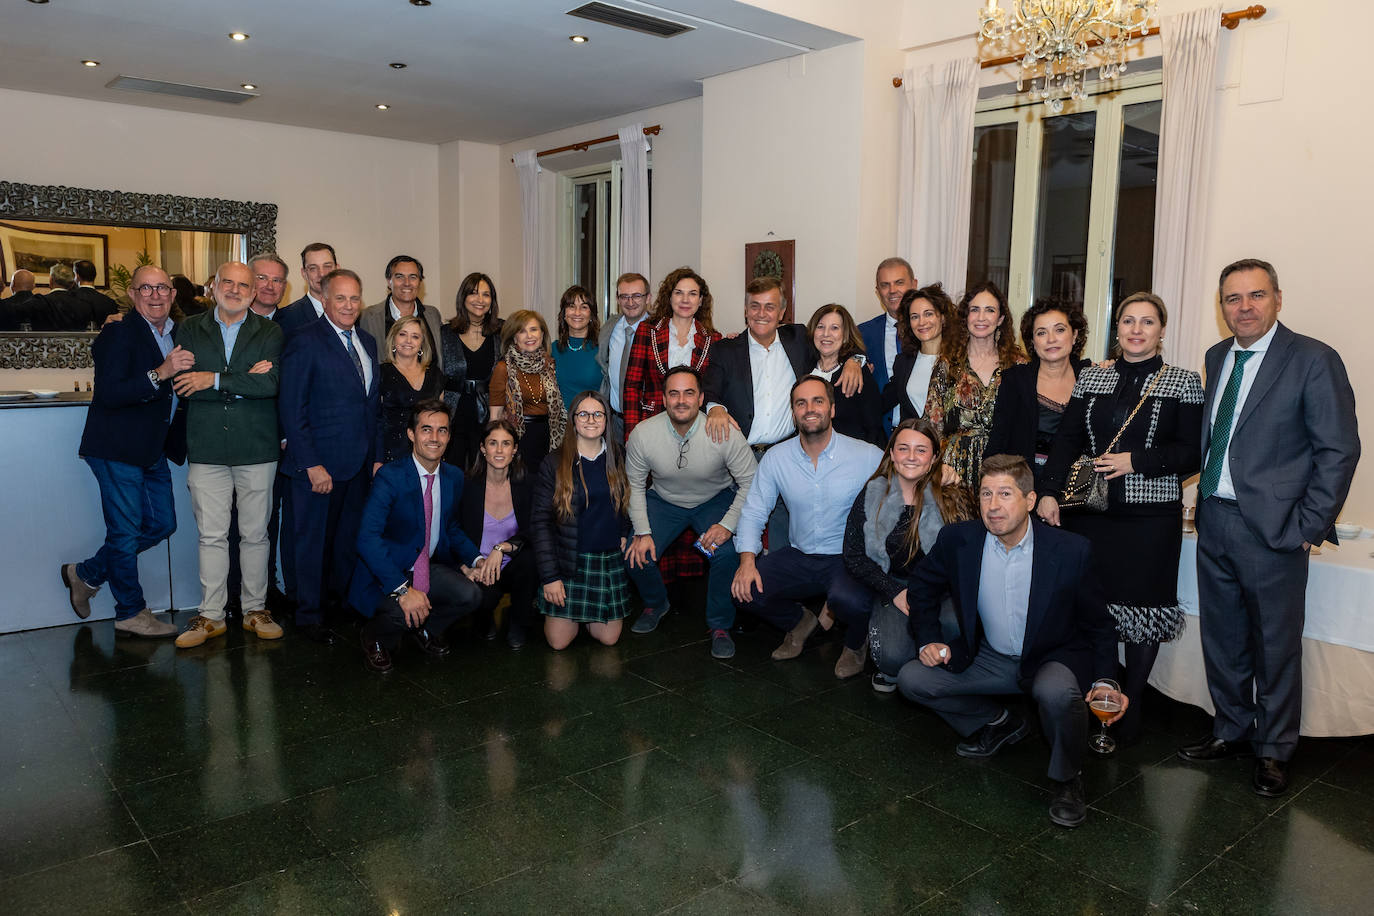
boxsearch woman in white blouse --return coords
[883,284,953,422]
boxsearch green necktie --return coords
[1199,350,1254,499]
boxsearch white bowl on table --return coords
[28,389,59,399]
[1334,522,1362,540]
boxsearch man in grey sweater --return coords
[624,365,757,658]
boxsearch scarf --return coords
[861,478,946,573]
[503,345,566,450]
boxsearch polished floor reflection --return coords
[3,595,1372,915]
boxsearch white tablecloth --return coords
[1151,535,1374,737]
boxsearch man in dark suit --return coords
[29,263,89,331]
[248,252,289,319]
[351,398,484,673]
[598,272,652,443]
[169,261,285,649]
[897,454,1123,828]
[273,241,336,335]
[73,259,118,326]
[859,257,916,434]
[61,265,193,637]
[0,269,35,330]
[358,255,442,359]
[1178,258,1360,797]
[278,267,381,644]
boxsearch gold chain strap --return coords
[1098,365,1168,456]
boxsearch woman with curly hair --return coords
[489,309,566,476]
[986,297,1091,489]
[621,266,721,438]
[926,281,1027,487]
[884,284,955,422]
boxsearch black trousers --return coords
[474,548,539,632]
[364,563,483,649]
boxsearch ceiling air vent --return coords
[566,2,694,38]
[106,76,258,105]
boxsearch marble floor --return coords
[2,592,1372,915]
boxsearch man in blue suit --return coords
[278,267,380,644]
[897,454,1123,829]
[273,241,336,336]
[351,399,484,673]
[859,257,916,434]
[62,265,193,637]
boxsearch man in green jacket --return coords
[171,261,286,648]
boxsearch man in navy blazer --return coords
[350,399,484,673]
[859,257,916,434]
[62,266,193,637]
[1179,259,1360,798]
[278,267,381,644]
[273,241,336,336]
[897,454,1122,828]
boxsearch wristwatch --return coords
[390,584,409,599]
[147,369,161,387]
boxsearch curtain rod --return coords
[891,4,1266,87]
[509,124,661,162]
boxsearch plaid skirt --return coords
[539,550,631,623]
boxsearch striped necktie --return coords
[342,329,365,385]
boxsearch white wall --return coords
[0,88,441,311]
[436,139,503,319]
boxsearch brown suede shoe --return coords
[175,615,228,648]
[242,611,284,640]
[113,609,177,639]
[771,609,819,661]
[834,643,868,679]
[61,563,99,619]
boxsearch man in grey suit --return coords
[597,271,652,443]
[358,254,443,363]
[1178,258,1359,798]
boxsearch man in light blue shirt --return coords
[732,376,882,662]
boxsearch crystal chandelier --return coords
[978,0,1157,112]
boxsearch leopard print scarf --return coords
[503,345,566,450]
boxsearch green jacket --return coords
[179,309,284,465]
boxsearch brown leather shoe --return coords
[61,563,99,619]
[361,633,393,673]
[175,615,228,648]
[1253,757,1289,797]
[408,626,451,658]
[771,609,819,661]
[242,611,284,640]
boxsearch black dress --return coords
[378,363,445,464]
[814,362,885,446]
[1041,355,1204,644]
[986,358,1090,489]
[440,325,499,472]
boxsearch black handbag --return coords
[1058,366,1167,512]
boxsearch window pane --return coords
[1107,99,1161,349]
[574,182,597,297]
[1034,111,1096,314]
[967,123,1016,295]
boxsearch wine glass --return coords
[1087,678,1123,755]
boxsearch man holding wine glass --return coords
[896,454,1126,828]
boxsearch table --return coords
[1151,534,1374,737]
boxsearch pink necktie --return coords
[414,473,435,593]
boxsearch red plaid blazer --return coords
[622,318,721,438]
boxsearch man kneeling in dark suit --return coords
[350,399,484,673]
[897,454,1126,828]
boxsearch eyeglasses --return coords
[574,410,606,422]
[134,283,173,296]
[616,293,647,303]
[677,436,690,470]
[254,274,286,286]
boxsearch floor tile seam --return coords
[1154,851,1232,906]
[651,875,747,914]
[180,850,340,907]
[0,836,154,885]
[568,772,727,825]
[133,786,320,843]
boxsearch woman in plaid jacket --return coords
[621,266,722,438]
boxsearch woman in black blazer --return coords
[986,298,1091,488]
[807,304,884,445]
[884,284,955,422]
[459,418,537,648]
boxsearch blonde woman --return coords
[378,315,444,465]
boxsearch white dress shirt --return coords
[412,457,442,565]
[747,333,798,446]
[1208,321,1278,500]
[667,323,697,370]
[325,315,373,391]
[307,293,324,318]
[608,315,646,413]
[885,315,900,425]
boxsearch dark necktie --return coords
[342,329,365,385]
[1199,350,1254,499]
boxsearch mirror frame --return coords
[0,180,277,371]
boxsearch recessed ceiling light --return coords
[389,62,407,70]
[375,103,391,110]
[570,35,589,43]
[228,32,249,41]
[81,60,101,68]
[27,1,50,5]
[240,83,257,90]
[410,0,431,6]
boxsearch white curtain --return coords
[618,123,651,280]
[897,57,979,293]
[514,148,545,312]
[1154,4,1222,370]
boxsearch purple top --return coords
[480,509,518,570]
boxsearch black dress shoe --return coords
[361,634,393,674]
[408,627,451,658]
[1049,775,1087,828]
[1253,757,1289,797]
[1177,736,1252,762]
[298,623,336,646]
[506,622,527,650]
[956,711,1030,759]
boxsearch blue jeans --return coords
[77,456,176,619]
[736,547,868,633]
[627,488,740,630]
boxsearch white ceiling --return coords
[0,0,855,144]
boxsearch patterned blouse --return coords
[926,354,1028,489]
